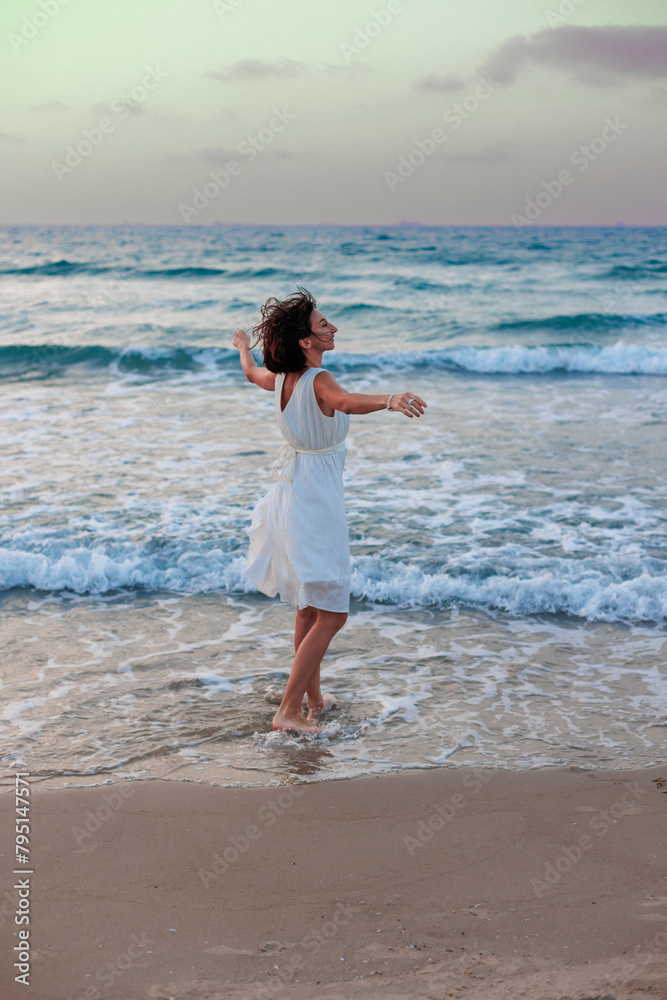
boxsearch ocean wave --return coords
[0,546,248,597]
[3,259,115,276]
[0,344,117,372]
[225,266,286,280]
[1,545,664,623]
[494,312,667,333]
[422,343,667,375]
[0,343,238,376]
[350,557,667,624]
[0,260,286,280]
[135,266,228,278]
[335,302,397,314]
[392,275,458,293]
[2,342,667,377]
[327,343,667,376]
[600,261,667,281]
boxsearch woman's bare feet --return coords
[272,709,321,734]
[306,693,336,721]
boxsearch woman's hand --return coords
[390,391,427,418]
[233,328,276,390]
[233,328,251,351]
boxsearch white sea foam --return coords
[4,341,667,379]
[2,544,665,624]
[350,557,667,624]
[0,546,248,597]
[436,342,667,375]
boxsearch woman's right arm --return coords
[233,329,276,391]
[314,370,426,418]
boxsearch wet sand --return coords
[1,765,666,999]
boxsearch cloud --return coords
[350,101,399,112]
[480,25,667,85]
[29,101,70,112]
[213,109,240,123]
[165,145,300,167]
[265,148,298,159]
[164,147,238,164]
[206,60,303,82]
[439,146,513,164]
[195,147,240,163]
[415,74,465,93]
[324,61,372,76]
[91,100,146,117]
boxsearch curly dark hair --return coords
[251,286,317,374]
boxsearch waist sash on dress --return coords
[271,440,346,493]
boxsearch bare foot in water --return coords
[306,693,336,721]
[272,709,321,734]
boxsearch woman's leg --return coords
[294,607,332,715]
[294,607,326,717]
[273,608,348,732]
[305,664,325,710]
[294,605,317,652]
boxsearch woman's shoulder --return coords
[311,367,334,383]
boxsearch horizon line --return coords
[0,222,664,229]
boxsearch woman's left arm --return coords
[233,329,276,391]
[314,370,426,418]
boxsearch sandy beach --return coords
[2,765,666,999]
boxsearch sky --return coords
[1,0,666,225]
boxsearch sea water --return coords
[1,224,666,787]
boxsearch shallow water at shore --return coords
[2,588,665,789]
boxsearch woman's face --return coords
[307,308,337,351]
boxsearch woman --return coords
[233,288,426,734]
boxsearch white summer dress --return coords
[245,367,351,613]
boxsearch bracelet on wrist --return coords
[386,393,394,411]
